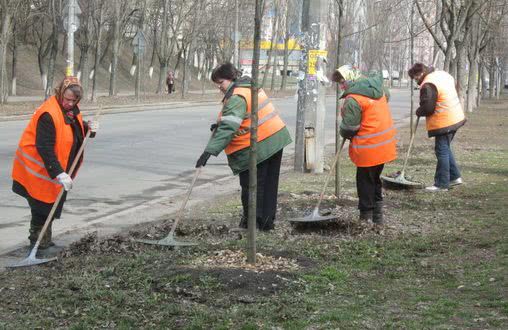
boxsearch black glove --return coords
[210,123,218,132]
[415,107,424,117]
[196,152,211,168]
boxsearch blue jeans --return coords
[434,132,461,188]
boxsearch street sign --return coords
[63,16,79,32]
[63,2,82,17]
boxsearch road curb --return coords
[0,95,298,122]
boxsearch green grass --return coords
[0,99,507,328]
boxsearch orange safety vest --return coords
[12,96,84,203]
[346,94,397,167]
[422,71,465,132]
[222,87,286,155]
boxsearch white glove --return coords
[56,172,73,191]
[88,120,100,133]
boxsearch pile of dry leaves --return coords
[191,249,299,272]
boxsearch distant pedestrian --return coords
[195,63,292,231]
[11,76,98,252]
[166,70,175,94]
[408,63,466,192]
[331,65,397,224]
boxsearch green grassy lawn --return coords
[0,97,506,329]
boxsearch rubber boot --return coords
[359,210,373,222]
[238,216,248,229]
[373,202,384,224]
[28,222,54,250]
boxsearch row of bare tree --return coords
[328,0,507,113]
[0,0,259,104]
[1,0,507,109]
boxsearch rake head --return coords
[288,207,338,223]
[136,233,197,247]
[7,253,57,268]
[381,172,424,190]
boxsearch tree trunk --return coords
[91,3,104,102]
[279,1,290,91]
[261,4,278,89]
[476,61,481,107]
[466,58,478,113]
[80,50,90,99]
[455,41,468,107]
[247,0,263,265]
[109,0,122,96]
[156,0,169,94]
[481,62,488,101]
[270,46,278,92]
[10,20,16,96]
[45,32,59,99]
[0,10,12,104]
[158,61,167,93]
[495,65,501,99]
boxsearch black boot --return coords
[238,216,248,229]
[373,202,384,224]
[257,217,275,231]
[359,210,373,222]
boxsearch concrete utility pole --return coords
[233,0,240,68]
[64,0,80,77]
[295,0,328,173]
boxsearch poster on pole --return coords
[307,50,327,75]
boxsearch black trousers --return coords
[356,164,384,211]
[239,150,283,229]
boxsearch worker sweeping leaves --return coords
[408,63,466,192]
[11,76,98,253]
[331,65,397,224]
[195,63,292,231]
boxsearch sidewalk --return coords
[4,89,219,103]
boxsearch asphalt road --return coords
[0,89,413,253]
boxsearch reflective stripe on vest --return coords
[14,154,59,184]
[346,94,397,167]
[422,71,465,132]
[222,87,286,155]
[11,96,84,203]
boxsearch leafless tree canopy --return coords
[0,0,506,107]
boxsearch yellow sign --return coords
[240,38,302,51]
[308,50,327,75]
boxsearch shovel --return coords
[136,167,201,247]
[289,138,346,223]
[381,116,424,189]
[8,130,93,268]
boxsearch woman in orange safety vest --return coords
[12,76,98,251]
[195,63,292,231]
[332,65,397,224]
[408,63,466,192]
